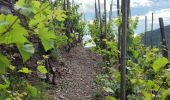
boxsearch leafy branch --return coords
[0,17,19,36]
[154,82,164,100]
[0,0,28,27]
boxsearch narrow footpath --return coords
[47,45,102,100]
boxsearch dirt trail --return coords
[47,45,102,100]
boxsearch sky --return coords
[74,0,170,34]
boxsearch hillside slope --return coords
[143,25,170,48]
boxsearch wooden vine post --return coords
[64,0,66,11]
[117,0,121,64]
[120,0,128,99]
[108,0,113,24]
[103,0,107,49]
[145,16,147,46]
[108,0,113,33]
[64,0,72,52]
[127,0,131,28]
[98,0,102,34]
[104,0,107,35]
[95,0,99,22]
[151,13,154,48]
[98,0,104,49]
[67,0,70,10]
[159,18,169,59]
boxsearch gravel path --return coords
[47,45,102,100]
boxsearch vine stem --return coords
[154,82,164,100]
[0,0,21,60]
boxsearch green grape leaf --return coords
[152,57,169,72]
[0,20,28,45]
[15,6,32,17]
[17,44,34,62]
[26,84,38,97]
[131,79,137,84]
[0,15,34,62]
[5,98,11,100]
[146,52,155,63]
[41,39,55,51]
[132,51,139,59]
[18,67,32,74]
[37,66,48,74]
[105,96,116,100]
[147,80,154,87]
[6,14,20,24]
[54,10,67,22]
[16,0,25,6]
[29,14,46,27]
[38,28,56,51]
[103,87,114,93]
[0,14,6,21]
[0,21,9,26]
[32,1,41,8]
[152,48,159,52]
[0,83,9,90]
[0,14,19,34]
[8,65,15,71]
[0,76,10,90]
[142,90,152,100]
[161,89,170,100]
[70,33,74,38]
[132,35,141,45]
[165,71,170,85]
[0,54,9,74]
[30,1,41,14]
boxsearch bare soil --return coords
[47,45,102,100]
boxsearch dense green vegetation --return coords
[0,0,170,100]
[0,0,85,99]
[89,17,170,100]
[87,0,170,99]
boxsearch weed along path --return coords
[47,45,102,100]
